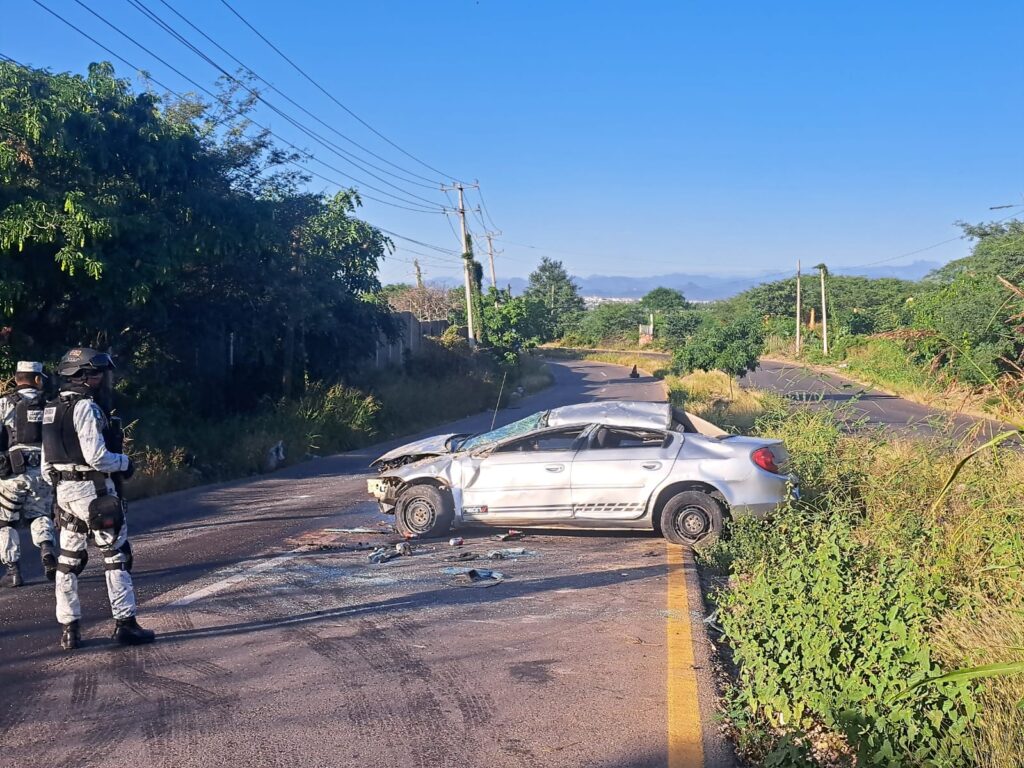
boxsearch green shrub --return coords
[718,502,975,767]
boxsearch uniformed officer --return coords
[41,348,155,650]
[0,362,57,587]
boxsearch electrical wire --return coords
[69,0,444,212]
[476,185,500,231]
[217,0,464,184]
[138,0,446,191]
[33,0,435,212]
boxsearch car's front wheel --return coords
[395,484,455,538]
[660,491,724,550]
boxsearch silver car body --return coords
[368,400,795,530]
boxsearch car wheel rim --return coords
[675,506,710,541]
[406,498,437,532]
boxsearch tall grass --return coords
[125,343,552,500]
[699,388,1024,767]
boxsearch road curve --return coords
[744,359,1015,444]
[0,358,731,768]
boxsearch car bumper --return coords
[730,473,799,519]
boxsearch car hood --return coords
[371,433,460,467]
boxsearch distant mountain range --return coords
[454,260,940,301]
[428,264,937,303]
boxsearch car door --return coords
[570,426,681,520]
[458,426,588,523]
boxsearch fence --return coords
[372,312,449,368]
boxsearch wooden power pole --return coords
[795,260,802,355]
[818,263,829,356]
[484,231,500,289]
[443,182,477,346]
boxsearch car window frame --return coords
[491,424,592,455]
[583,425,673,451]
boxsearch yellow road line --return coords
[666,543,704,767]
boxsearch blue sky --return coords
[3,1,1022,286]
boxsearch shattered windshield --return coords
[456,411,549,452]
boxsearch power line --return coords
[375,227,461,256]
[217,0,463,183]
[37,0,439,213]
[140,0,445,191]
[72,0,445,212]
[476,185,500,231]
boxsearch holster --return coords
[87,494,125,534]
[8,449,29,475]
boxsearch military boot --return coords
[1,561,23,588]
[40,542,57,582]
[61,621,80,651]
[112,616,156,646]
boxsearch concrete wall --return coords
[372,312,449,368]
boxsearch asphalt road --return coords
[745,359,1014,444]
[0,359,730,768]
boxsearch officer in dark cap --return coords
[41,348,155,651]
[1,361,57,587]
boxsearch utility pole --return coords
[795,260,802,355]
[414,259,424,290]
[484,231,501,289]
[442,182,478,346]
[817,263,829,356]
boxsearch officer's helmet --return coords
[58,348,116,377]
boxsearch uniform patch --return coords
[42,407,56,424]
[27,410,43,422]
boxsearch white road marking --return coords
[167,548,305,608]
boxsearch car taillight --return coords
[751,447,780,474]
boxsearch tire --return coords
[660,491,724,550]
[395,484,455,538]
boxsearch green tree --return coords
[479,288,545,363]
[672,313,765,397]
[569,302,647,347]
[639,287,689,314]
[524,257,585,340]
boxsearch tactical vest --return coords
[42,392,91,466]
[5,390,44,448]
[42,391,122,468]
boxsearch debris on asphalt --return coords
[368,546,401,564]
[325,527,389,535]
[444,551,480,562]
[495,529,525,542]
[448,537,465,547]
[451,568,504,587]
[486,547,533,560]
[641,550,660,557]
[395,541,413,556]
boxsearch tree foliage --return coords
[911,221,1024,386]
[0,60,390,413]
[523,257,585,340]
[672,313,765,387]
[639,287,689,314]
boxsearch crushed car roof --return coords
[546,400,672,430]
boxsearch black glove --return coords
[122,458,135,481]
[0,455,10,480]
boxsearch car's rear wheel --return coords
[660,491,724,550]
[395,484,454,538]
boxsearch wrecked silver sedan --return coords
[367,400,797,549]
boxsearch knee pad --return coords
[57,547,88,576]
[100,541,132,572]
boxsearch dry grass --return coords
[665,369,765,433]
[932,600,1024,768]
